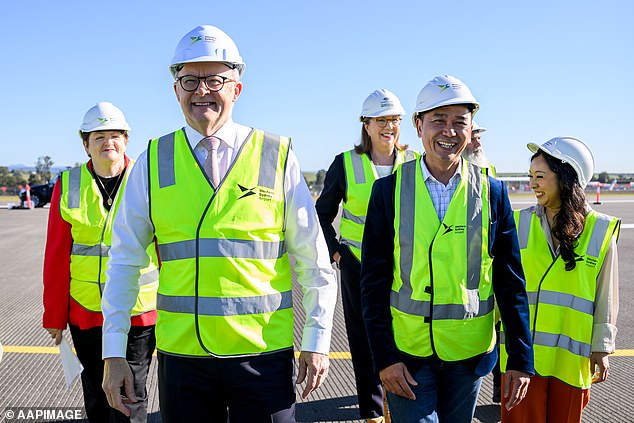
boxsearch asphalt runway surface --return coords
[0,193,632,422]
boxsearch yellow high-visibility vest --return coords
[391,159,495,360]
[500,207,620,388]
[59,162,158,316]
[340,149,418,261]
[148,129,293,357]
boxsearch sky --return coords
[1,1,633,174]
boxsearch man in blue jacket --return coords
[360,75,533,423]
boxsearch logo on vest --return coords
[574,251,598,268]
[441,223,466,235]
[237,184,256,199]
[237,184,275,202]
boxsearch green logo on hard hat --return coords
[190,36,202,45]
[438,84,450,92]
[98,118,109,124]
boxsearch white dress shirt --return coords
[102,119,337,358]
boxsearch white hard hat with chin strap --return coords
[412,75,480,127]
[78,102,130,138]
[359,89,406,121]
[170,25,245,79]
[527,136,595,189]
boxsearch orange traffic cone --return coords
[593,184,601,205]
[25,184,33,209]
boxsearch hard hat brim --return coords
[169,58,245,79]
[411,101,480,127]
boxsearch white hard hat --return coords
[79,102,130,137]
[411,75,480,126]
[359,89,406,121]
[169,25,245,79]
[472,121,486,133]
[527,136,595,188]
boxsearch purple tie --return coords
[201,136,221,188]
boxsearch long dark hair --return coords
[354,118,408,154]
[532,150,587,270]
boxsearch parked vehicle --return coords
[20,174,59,208]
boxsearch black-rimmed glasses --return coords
[176,74,236,92]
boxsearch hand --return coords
[590,352,610,383]
[332,252,341,266]
[296,351,329,399]
[45,328,63,345]
[379,362,417,400]
[102,357,137,417]
[503,370,531,410]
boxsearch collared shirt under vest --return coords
[59,162,159,317]
[340,149,418,261]
[148,127,294,357]
[500,205,620,388]
[390,158,496,361]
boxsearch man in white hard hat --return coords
[101,25,337,422]
[360,75,533,422]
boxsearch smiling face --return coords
[364,115,401,154]
[83,130,128,167]
[529,153,562,212]
[173,61,243,136]
[416,104,472,171]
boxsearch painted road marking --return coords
[3,346,631,359]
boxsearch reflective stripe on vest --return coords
[60,163,158,315]
[391,159,495,360]
[157,238,286,261]
[149,128,293,357]
[340,149,418,261]
[501,207,619,388]
[157,290,293,316]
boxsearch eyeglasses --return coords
[372,117,402,128]
[176,74,236,92]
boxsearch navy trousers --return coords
[158,348,296,423]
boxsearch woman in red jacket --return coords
[43,102,158,423]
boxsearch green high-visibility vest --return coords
[500,207,620,388]
[148,128,293,357]
[391,159,495,360]
[59,163,159,316]
[340,149,418,261]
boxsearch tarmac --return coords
[0,193,633,422]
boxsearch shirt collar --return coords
[420,154,463,185]
[184,118,238,150]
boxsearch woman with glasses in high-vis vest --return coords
[500,137,620,423]
[42,102,159,423]
[316,89,418,423]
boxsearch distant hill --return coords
[7,164,69,174]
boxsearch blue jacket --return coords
[360,170,534,376]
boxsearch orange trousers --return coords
[501,374,590,423]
